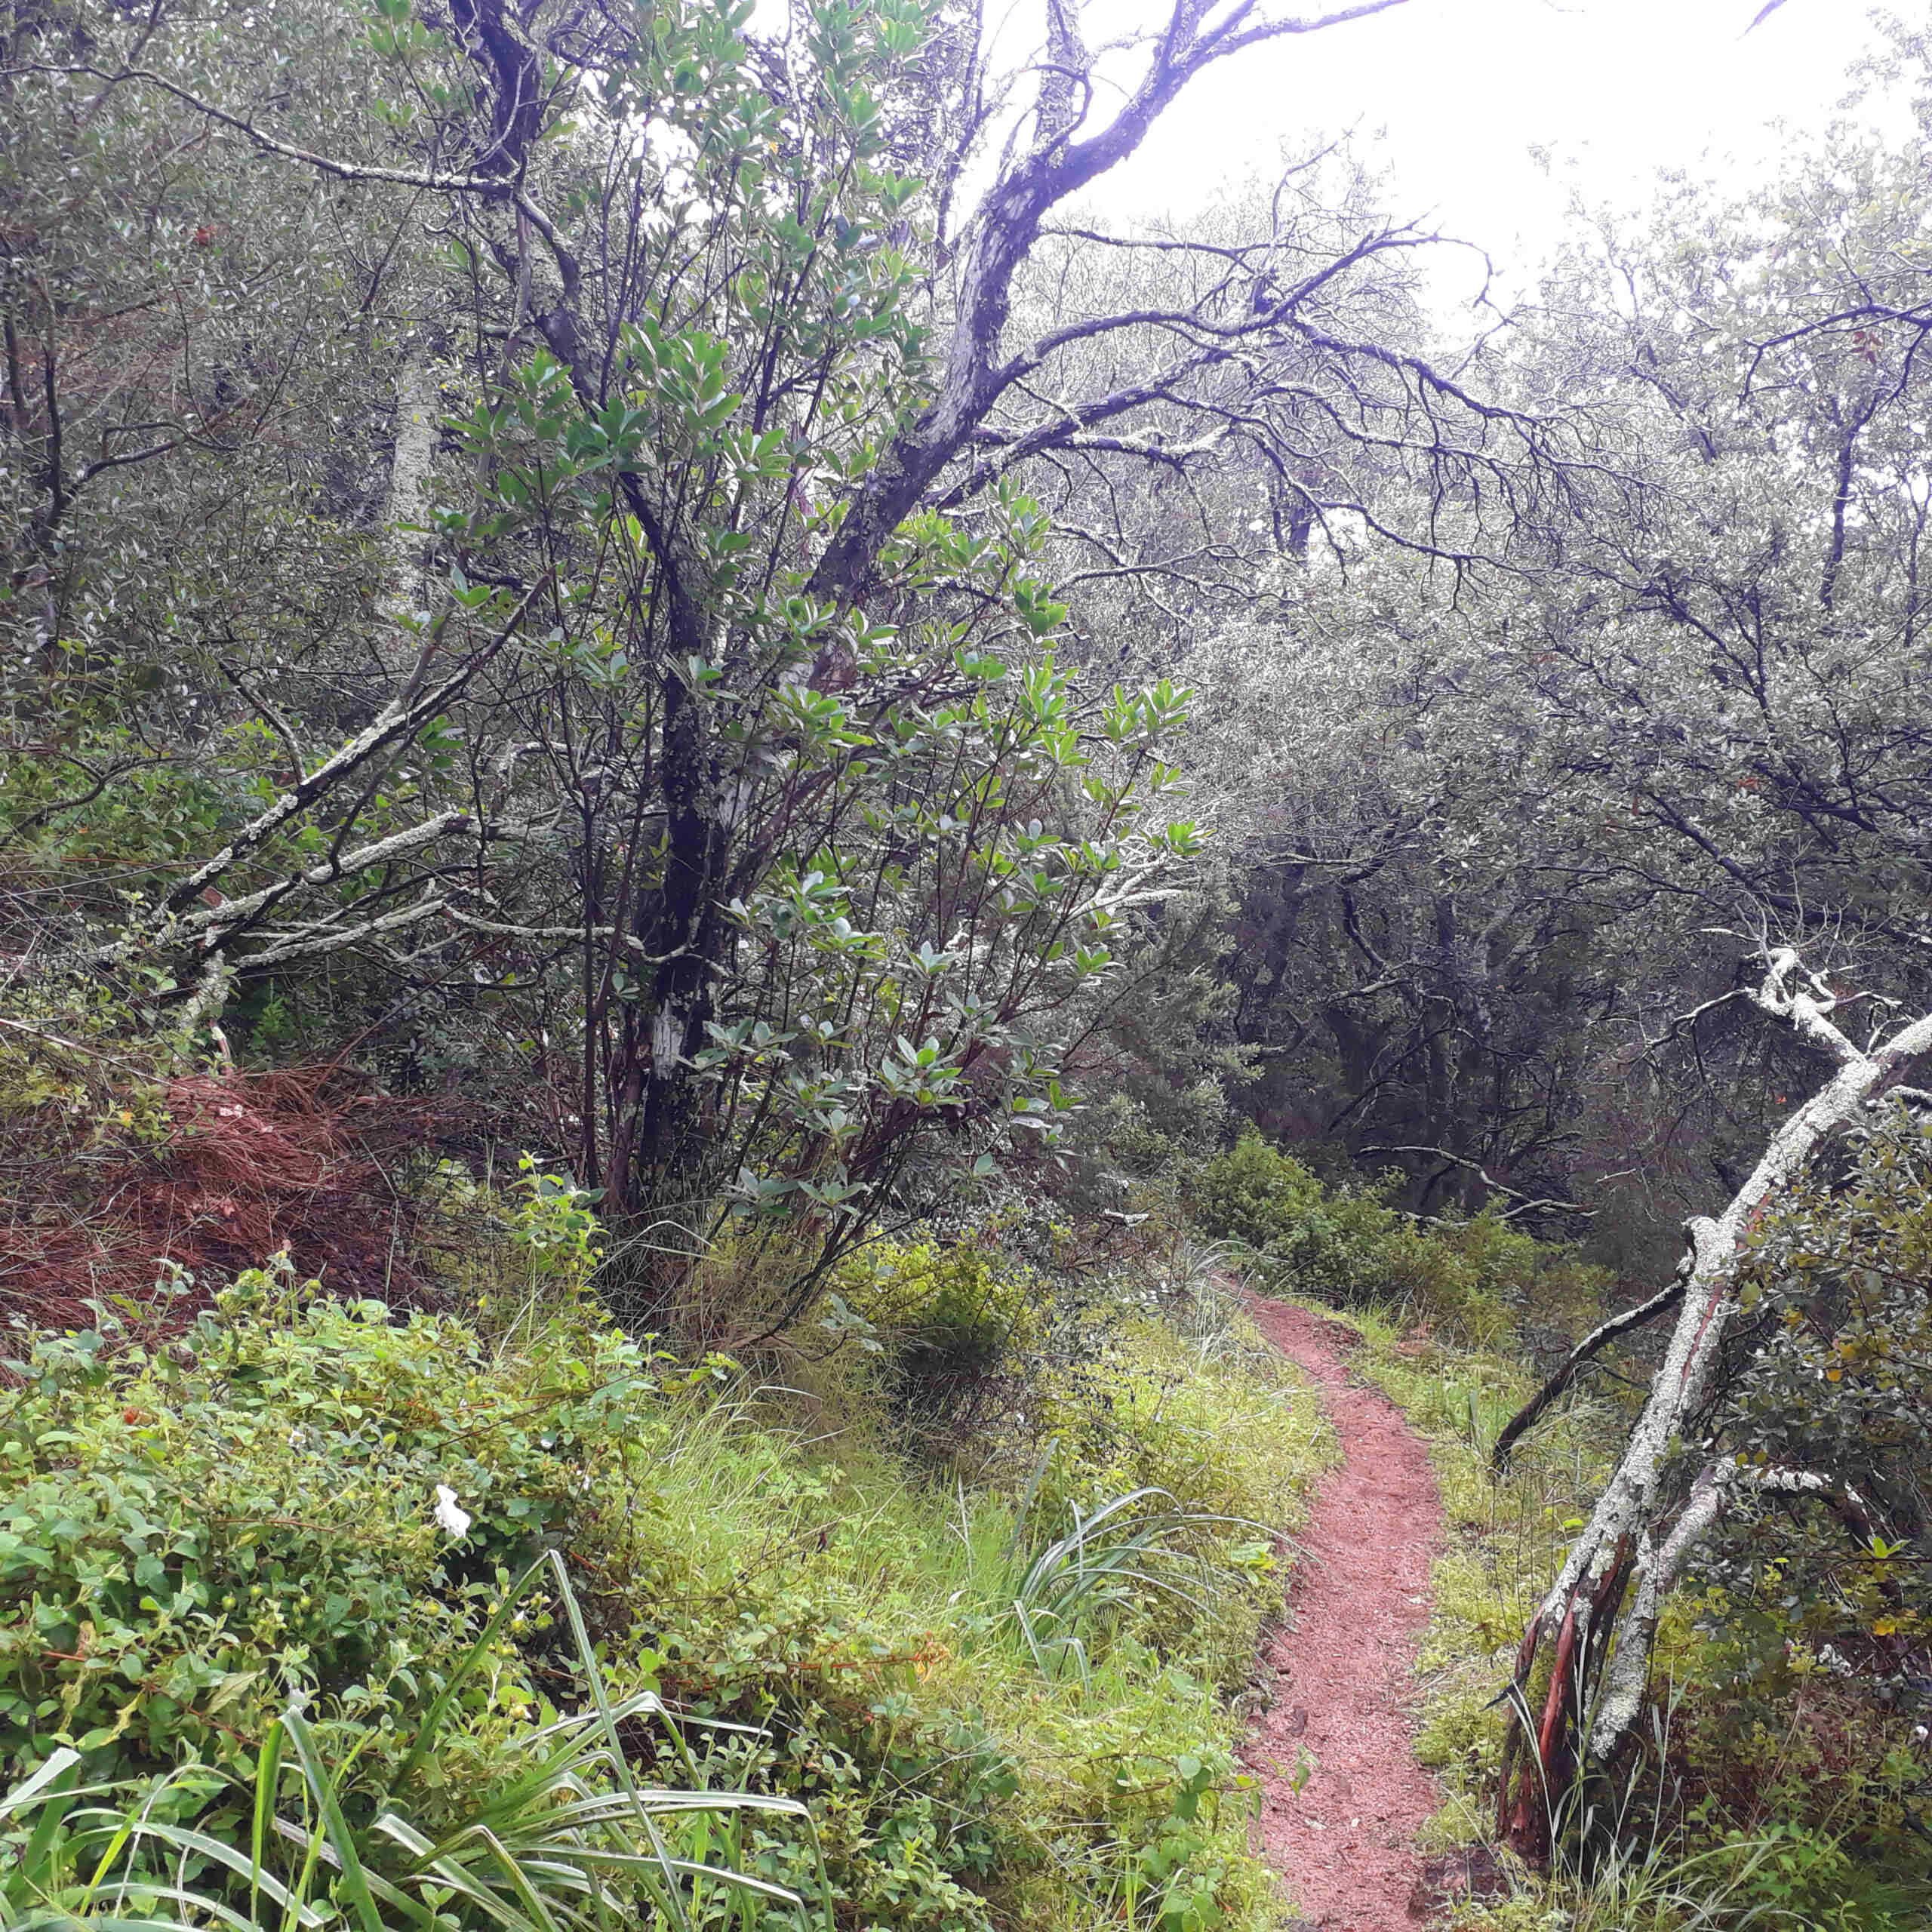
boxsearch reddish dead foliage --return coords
[1,1066,454,1335]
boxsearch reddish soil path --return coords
[1244,1296,1444,1930]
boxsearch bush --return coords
[583,1258,1336,1930]
[0,1256,657,1784]
[1189,1137,1401,1298]
[1189,1135,1607,1343]
[1339,1244,1931,1932]
[1,1233,1333,1932]
[822,1234,1048,1449]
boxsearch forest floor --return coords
[1244,1294,1446,1930]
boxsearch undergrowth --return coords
[0,1203,1331,1931]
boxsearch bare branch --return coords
[1491,1266,1690,1473]
[1358,1143,1595,1221]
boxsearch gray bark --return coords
[1503,948,1932,1846]
[382,350,441,626]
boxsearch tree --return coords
[1133,56,1932,1847]
[15,0,1541,1309]
[1170,51,1932,1231]
[1494,947,1932,1858]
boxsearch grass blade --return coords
[281,1707,387,1932]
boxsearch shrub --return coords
[1343,1271,1930,1932]
[1189,1137,1401,1297]
[0,1255,656,1783]
[1189,1135,1607,1343]
[823,1235,1047,1447]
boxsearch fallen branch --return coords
[1358,1143,1594,1222]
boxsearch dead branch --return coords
[1497,946,1932,1860]
[1358,1142,1594,1223]
[1490,1264,1690,1474]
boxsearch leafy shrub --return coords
[823,1235,1047,1446]
[1342,1253,1930,1932]
[1189,1137,1399,1297]
[1190,1135,1607,1342]
[0,1553,817,1932]
[0,1255,657,1783]
[587,1282,1331,1932]
[1705,1108,1932,1684]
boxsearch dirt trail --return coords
[1244,1296,1444,1930]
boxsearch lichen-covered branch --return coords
[1499,947,1932,1857]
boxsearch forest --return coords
[3,0,1931,1925]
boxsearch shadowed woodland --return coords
[5,0,1932,1924]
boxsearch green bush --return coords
[601,1402,1309,1932]
[1340,1261,1931,1932]
[822,1234,1048,1447]
[1189,1137,1401,1298]
[0,1239,1331,1932]
[0,1257,656,1784]
[1020,1313,1329,1687]
[1189,1136,1607,1343]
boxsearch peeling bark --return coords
[381,350,441,626]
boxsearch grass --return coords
[0,1230,1337,1932]
[584,1299,1336,1930]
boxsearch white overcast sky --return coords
[1077,0,1915,313]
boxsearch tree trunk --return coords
[380,350,441,627]
[1497,950,1932,1860]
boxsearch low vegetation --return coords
[8,1025,1928,1932]
[1,1174,1332,1932]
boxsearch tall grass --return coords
[980,1470,1269,1690]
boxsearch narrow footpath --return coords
[1244,1295,1445,1930]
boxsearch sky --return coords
[1076,0,1915,314]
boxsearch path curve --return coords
[1244,1296,1444,1930]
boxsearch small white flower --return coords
[434,1485,472,1539]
